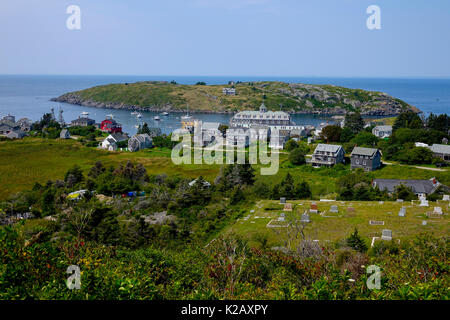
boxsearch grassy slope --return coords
[0,138,449,200]
[57,81,413,113]
[223,200,450,247]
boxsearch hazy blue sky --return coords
[1,0,449,77]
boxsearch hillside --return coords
[52,81,421,115]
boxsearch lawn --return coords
[0,138,448,200]
[223,199,450,248]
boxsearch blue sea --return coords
[0,75,448,135]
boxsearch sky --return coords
[1,0,450,78]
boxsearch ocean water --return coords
[0,75,448,135]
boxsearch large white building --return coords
[230,103,298,129]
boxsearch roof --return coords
[373,125,392,131]
[373,178,440,194]
[314,144,344,154]
[351,147,379,157]
[71,117,94,123]
[132,134,152,143]
[202,122,221,130]
[6,130,26,138]
[109,133,128,142]
[429,144,450,155]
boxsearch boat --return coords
[136,113,142,118]
[131,111,139,115]
[153,116,161,121]
[161,112,169,116]
[81,111,90,117]
[181,104,192,120]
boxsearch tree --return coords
[195,81,206,85]
[138,122,151,135]
[285,139,299,151]
[340,127,355,143]
[397,147,433,165]
[64,165,84,186]
[394,184,416,201]
[344,112,364,135]
[280,173,295,199]
[346,228,368,253]
[351,131,379,147]
[321,125,342,142]
[289,148,306,165]
[393,111,423,131]
[295,181,312,199]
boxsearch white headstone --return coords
[398,207,406,217]
[301,213,310,223]
[278,217,285,222]
[330,205,339,213]
[381,229,392,241]
[280,197,286,204]
[396,199,404,203]
[433,207,443,215]
[422,221,427,226]
[419,200,429,207]
[443,195,450,201]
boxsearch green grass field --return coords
[0,138,449,200]
[223,200,450,248]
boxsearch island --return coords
[52,81,421,115]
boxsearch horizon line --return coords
[1,73,450,80]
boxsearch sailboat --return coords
[153,116,161,121]
[161,112,169,116]
[131,111,139,115]
[136,113,142,118]
[181,104,192,120]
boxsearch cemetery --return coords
[223,199,449,248]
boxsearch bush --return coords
[289,148,306,165]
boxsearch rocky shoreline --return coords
[51,93,416,116]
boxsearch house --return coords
[0,122,19,136]
[71,117,95,127]
[6,130,26,139]
[225,127,250,148]
[350,147,382,171]
[128,134,153,152]
[428,144,450,162]
[197,122,223,147]
[100,116,123,133]
[101,133,129,151]
[372,178,443,197]
[269,129,290,150]
[222,88,236,95]
[310,144,345,167]
[372,125,393,138]
[188,178,211,188]
[60,129,71,139]
[1,114,15,123]
[16,118,32,132]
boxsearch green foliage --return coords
[289,147,306,165]
[393,111,423,131]
[321,125,342,143]
[344,112,364,135]
[346,228,368,253]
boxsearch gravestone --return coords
[310,202,318,213]
[419,199,429,207]
[379,201,384,205]
[330,205,339,213]
[422,221,427,226]
[347,207,355,213]
[381,229,392,241]
[398,207,406,217]
[280,212,285,217]
[280,197,286,204]
[396,199,404,203]
[284,203,293,211]
[369,220,384,226]
[301,213,310,223]
[278,217,285,222]
[443,195,450,201]
[433,207,443,215]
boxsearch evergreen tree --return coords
[346,228,368,252]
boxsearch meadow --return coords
[0,137,449,200]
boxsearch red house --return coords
[101,116,122,133]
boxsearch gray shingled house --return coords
[429,144,450,162]
[351,147,382,171]
[310,144,345,167]
[372,178,443,197]
[128,134,153,152]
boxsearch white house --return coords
[101,133,129,151]
[372,125,393,138]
